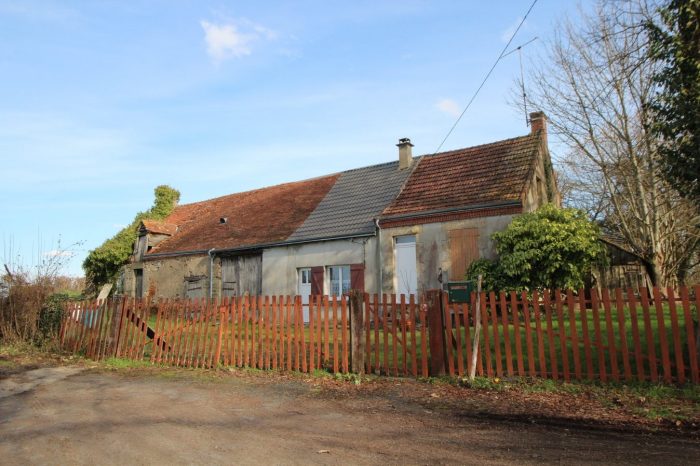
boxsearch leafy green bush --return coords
[465,259,504,293]
[467,204,606,291]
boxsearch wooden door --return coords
[448,228,479,280]
[221,254,262,297]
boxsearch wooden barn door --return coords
[221,254,262,297]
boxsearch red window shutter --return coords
[311,266,324,295]
[350,263,365,291]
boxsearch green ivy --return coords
[83,185,180,291]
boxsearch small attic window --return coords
[219,217,228,224]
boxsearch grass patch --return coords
[101,357,153,370]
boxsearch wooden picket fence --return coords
[59,286,700,385]
[440,286,699,385]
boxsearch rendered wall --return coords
[261,237,378,295]
[379,215,516,294]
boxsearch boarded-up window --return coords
[185,276,204,299]
[449,228,479,280]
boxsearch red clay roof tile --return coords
[147,175,339,255]
[381,133,541,218]
[141,220,177,236]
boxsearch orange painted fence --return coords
[59,286,700,385]
[440,286,699,385]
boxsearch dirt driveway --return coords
[0,367,698,465]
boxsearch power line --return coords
[432,0,539,155]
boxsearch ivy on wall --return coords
[83,185,180,292]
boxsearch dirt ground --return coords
[1,363,699,465]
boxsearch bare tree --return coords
[521,0,700,286]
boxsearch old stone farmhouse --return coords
[120,112,558,305]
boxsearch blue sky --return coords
[0,0,575,276]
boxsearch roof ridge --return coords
[174,172,340,209]
[417,133,535,159]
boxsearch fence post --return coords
[349,290,365,374]
[215,300,225,368]
[426,289,446,376]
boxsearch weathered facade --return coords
[377,112,558,294]
[120,112,558,303]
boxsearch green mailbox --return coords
[446,281,474,303]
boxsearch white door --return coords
[298,268,311,322]
[395,235,417,296]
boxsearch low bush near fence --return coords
[59,286,700,385]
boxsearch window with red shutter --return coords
[350,263,365,291]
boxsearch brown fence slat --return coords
[566,290,582,380]
[666,287,684,384]
[614,288,632,382]
[401,295,408,375]
[454,299,464,377]
[443,292,455,377]
[511,291,524,376]
[372,294,379,373]
[391,294,399,376]
[364,293,371,374]
[501,291,514,377]
[639,289,657,382]
[332,296,339,373]
[624,290,644,382]
[480,292,493,378]
[577,291,593,380]
[542,291,558,380]
[534,291,547,378]
[463,301,472,377]
[652,287,672,384]
[382,294,389,375]
[490,292,502,377]
[601,289,618,382]
[341,296,349,373]
[410,295,418,378]
[554,291,569,381]
[591,289,608,382]
[523,291,536,377]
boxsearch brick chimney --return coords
[529,111,547,146]
[397,138,414,170]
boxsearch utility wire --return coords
[432,0,539,155]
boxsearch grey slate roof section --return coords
[288,160,413,241]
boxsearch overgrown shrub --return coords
[1,243,84,345]
[466,204,606,292]
[82,185,180,292]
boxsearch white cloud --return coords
[501,17,525,43]
[435,98,461,118]
[200,19,276,63]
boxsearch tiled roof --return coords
[147,175,338,255]
[141,220,177,236]
[287,160,413,241]
[381,133,541,218]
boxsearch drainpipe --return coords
[375,219,382,294]
[208,248,215,299]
